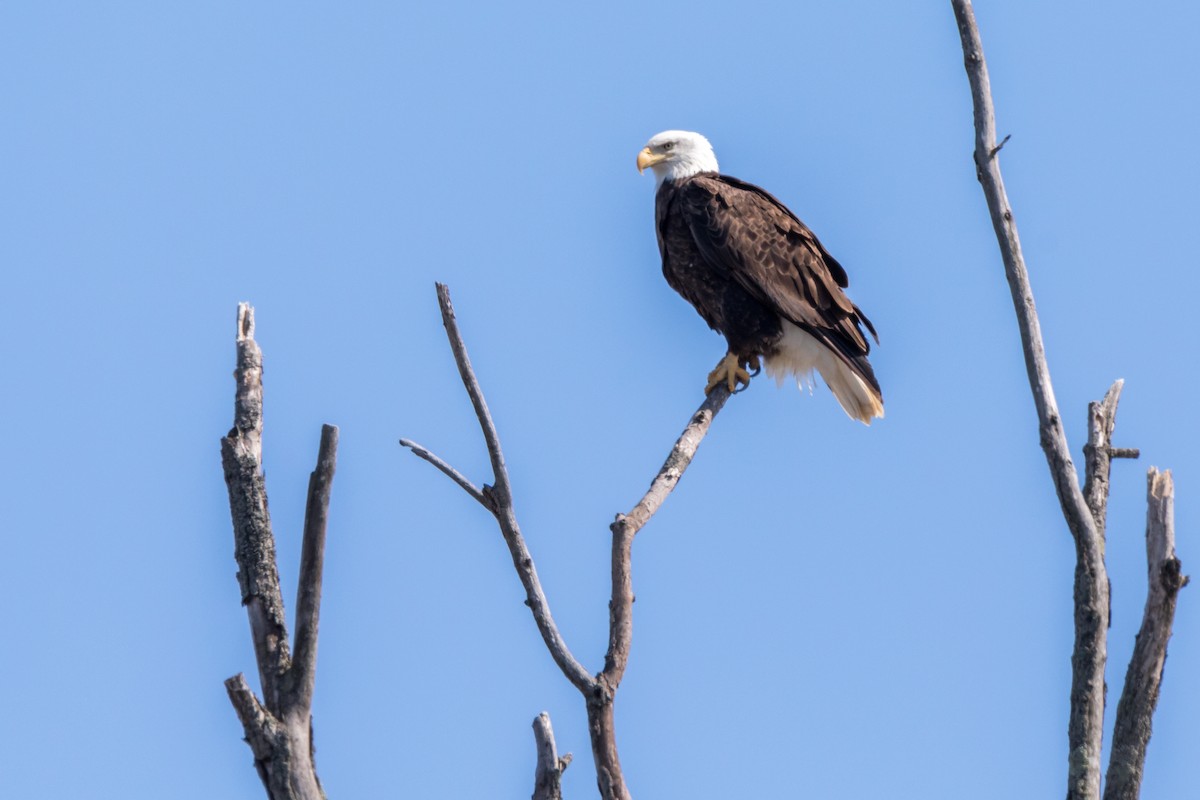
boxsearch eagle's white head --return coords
[637,130,719,186]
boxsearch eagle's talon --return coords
[745,354,762,378]
[705,352,752,395]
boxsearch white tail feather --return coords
[764,321,884,425]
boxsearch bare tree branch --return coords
[1083,380,1128,545]
[603,391,730,690]
[532,712,571,800]
[221,303,333,800]
[1104,470,1188,800]
[291,424,339,712]
[410,284,594,694]
[222,302,292,711]
[398,437,489,509]
[435,282,513,508]
[225,673,279,790]
[951,5,1109,797]
[950,0,1101,546]
[403,283,733,800]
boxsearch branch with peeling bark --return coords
[401,283,731,800]
[221,302,337,800]
[951,4,1186,798]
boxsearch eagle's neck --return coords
[655,151,720,188]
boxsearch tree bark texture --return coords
[402,284,732,800]
[1103,470,1187,800]
[221,302,337,800]
[532,712,571,800]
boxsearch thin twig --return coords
[951,4,1109,797]
[1103,470,1188,800]
[989,133,1011,158]
[436,282,512,508]
[398,438,489,509]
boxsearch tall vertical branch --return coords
[951,4,1108,797]
[952,5,1185,799]
[222,304,291,710]
[291,425,339,712]
[950,0,1101,542]
[402,283,732,800]
[221,303,337,800]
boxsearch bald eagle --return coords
[637,130,883,424]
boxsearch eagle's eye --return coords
[662,142,674,151]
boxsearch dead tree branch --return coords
[952,4,1184,799]
[1083,381,1126,549]
[604,392,728,692]
[221,302,337,800]
[401,283,731,800]
[951,7,1109,793]
[1104,470,1188,800]
[532,712,572,800]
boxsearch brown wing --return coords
[676,173,878,379]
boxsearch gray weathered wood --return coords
[291,425,338,713]
[222,304,290,711]
[1103,470,1188,800]
[422,283,594,694]
[951,6,1188,799]
[398,437,488,508]
[532,712,571,800]
[951,5,1108,797]
[604,393,728,692]
[401,284,733,800]
[1083,381,1126,548]
[221,303,336,800]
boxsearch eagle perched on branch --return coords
[637,130,883,424]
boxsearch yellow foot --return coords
[705,352,757,394]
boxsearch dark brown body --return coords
[654,172,880,398]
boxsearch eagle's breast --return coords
[655,176,784,359]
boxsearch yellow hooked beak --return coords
[636,146,668,174]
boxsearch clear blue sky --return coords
[2,2,1197,797]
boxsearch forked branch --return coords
[221,303,336,800]
[952,4,1184,799]
[401,283,732,800]
[604,391,729,690]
